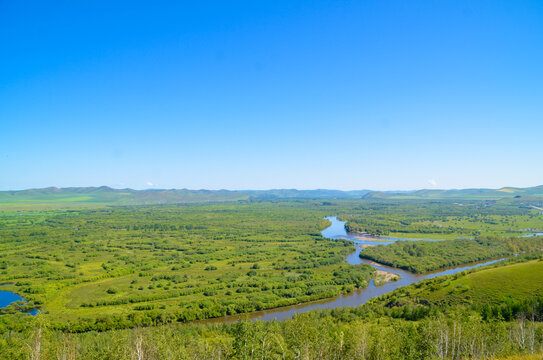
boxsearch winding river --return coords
[199,216,504,323]
[0,216,504,321]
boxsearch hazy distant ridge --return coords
[0,185,542,207]
[363,185,543,200]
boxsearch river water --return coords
[0,216,504,320]
[0,289,24,309]
[200,216,503,323]
[0,285,38,315]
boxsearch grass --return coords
[0,202,375,330]
[2,198,543,358]
[2,198,543,330]
[393,259,543,306]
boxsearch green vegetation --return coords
[0,187,372,209]
[0,202,374,331]
[2,309,543,359]
[3,258,543,359]
[364,185,543,200]
[388,257,543,308]
[360,236,543,272]
[341,200,543,238]
[2,192,543,359]
[2,184,543,209]
[0,187,250,209]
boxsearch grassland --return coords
[405,258,543,306]
[2,185,542,209]
[2,194,543,358]
[363,185,543,200]
[0,187,251,209]
[0,201,376,330]
[1,197,543,330]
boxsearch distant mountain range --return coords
[0,185,542,207]
[363,185,543,200]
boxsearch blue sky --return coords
[1,1,542,191]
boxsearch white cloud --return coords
[146,182,154,186]
[428,179,437,186]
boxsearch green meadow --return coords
[408,258,543,306]
[0,202,374,330]
[1,193,543,359]
[3,256,543,360]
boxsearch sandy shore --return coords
[375,270,399,282]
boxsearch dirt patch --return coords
[376,270,399,282]
[373,270,400,286]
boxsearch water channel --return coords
[201,216,503,323]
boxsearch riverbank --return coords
[195,216,505,324]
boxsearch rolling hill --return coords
[0,185,541,208]
[363,185,543,200]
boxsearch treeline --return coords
[480,297,543,322]
[341,200,543,237]
[360,235,543,273]
[2,302,543,359]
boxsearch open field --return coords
[406,258,543,306]
[1,185,542,210]
[0,187,371,210]
[363,185,543,200]
[2,196,543,359]
[0,202,376,330]
[1,197,543,330]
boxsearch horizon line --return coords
[2,184,542,193]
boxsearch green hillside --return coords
[364,185,543,200]
[1,185,542,209]
[414,259,543,305]
[0,187,250,208]
[372,257,543,312]
[0,187,374,209]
